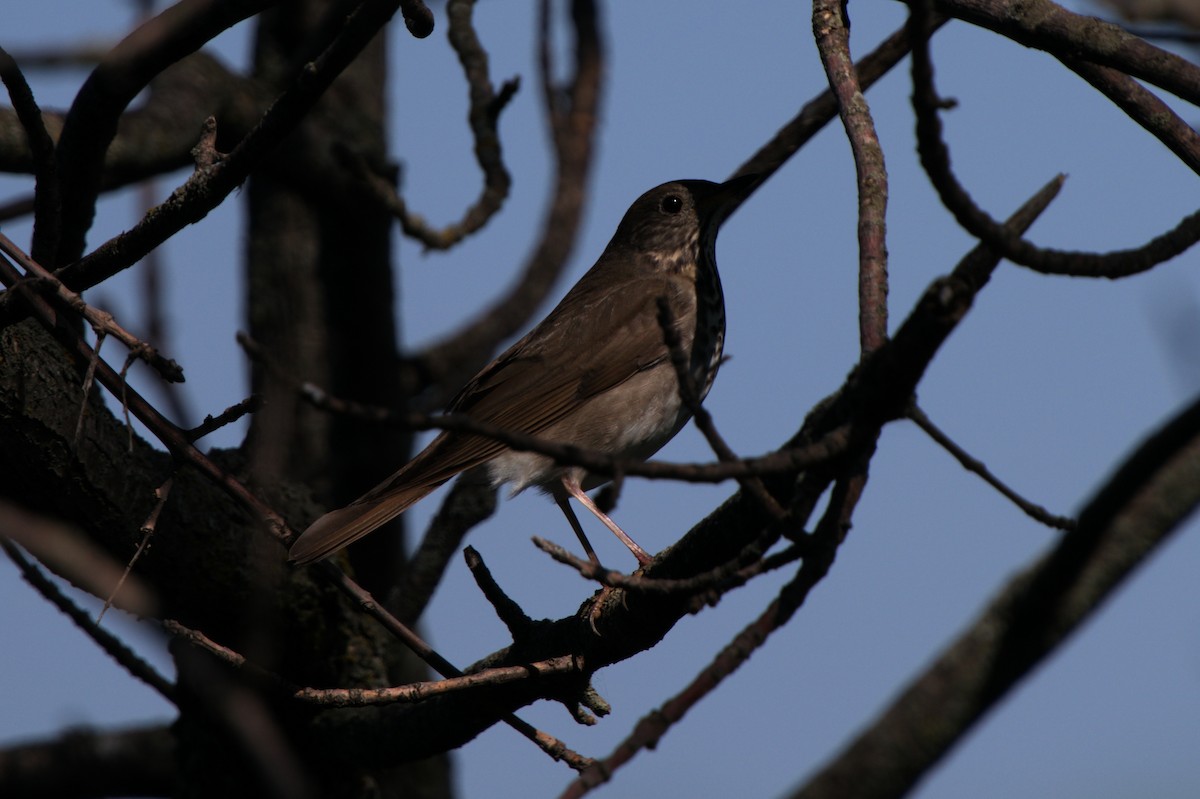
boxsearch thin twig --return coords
[295,655,585,707]
[908,405,1076,530]
[101,477,174,622]
[557,488,851,798]
[74,329,105,449]
[655,296,788,520]
[119,351,136,451]
[0,233,185,383]
[792,392,1200,799]
[171,617,580,749]
[2,539,176,703]
[278,341,851,484]
[163,618,290,692]
[534,537,805,598]
[185,395,263,443]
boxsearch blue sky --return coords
[2,2,1199,798]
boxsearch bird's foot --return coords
[587,585,617,636]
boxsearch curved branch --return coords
[0,52,256,213]
[52,0,276,265]
[405,0,604,402]
[0,47,60,260]
[908,0,1200,279]
[914,0,1200,106]
[362,0,515,250]
[813,0,890,353]
[50,0,416,295]
[1062,56,1200,177]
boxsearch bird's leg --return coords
[553,489,601,565]
[559,475,654,566]
[555,478,646,636]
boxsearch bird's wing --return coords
[449,274,693,434]
[356,273,694,496]
[288,275,692,564]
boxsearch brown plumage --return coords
[288,176,755,566]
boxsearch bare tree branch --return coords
[813,0,890,353]
[1062,56,1200,177]
[50,0,422,293]
[4,0,1188,792]
[355,0,516,250]
[1,538,175,702]
[0,725,176,798]
[908,404,1077,531]
[0,233,184,382]
[406,0,605,403]
[791,390,1200,799]
[733,15,946,189]
[0,46,60,258]
[51,0,277,266]
[907,0,1200,278]
[913,0,1200,105]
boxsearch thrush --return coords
[289,175,756,566]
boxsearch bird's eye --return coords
[660,194,683,214]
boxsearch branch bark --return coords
[792,391,1200,799]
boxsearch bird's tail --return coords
[287,480,444,565]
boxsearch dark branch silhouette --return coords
[0,2,1196,797]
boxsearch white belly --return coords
[485,365,689,495]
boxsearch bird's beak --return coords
[699,172,762,228]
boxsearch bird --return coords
[288,175,756,567]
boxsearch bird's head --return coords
[608,175,759,276]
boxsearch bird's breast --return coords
[692,241,726,402]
